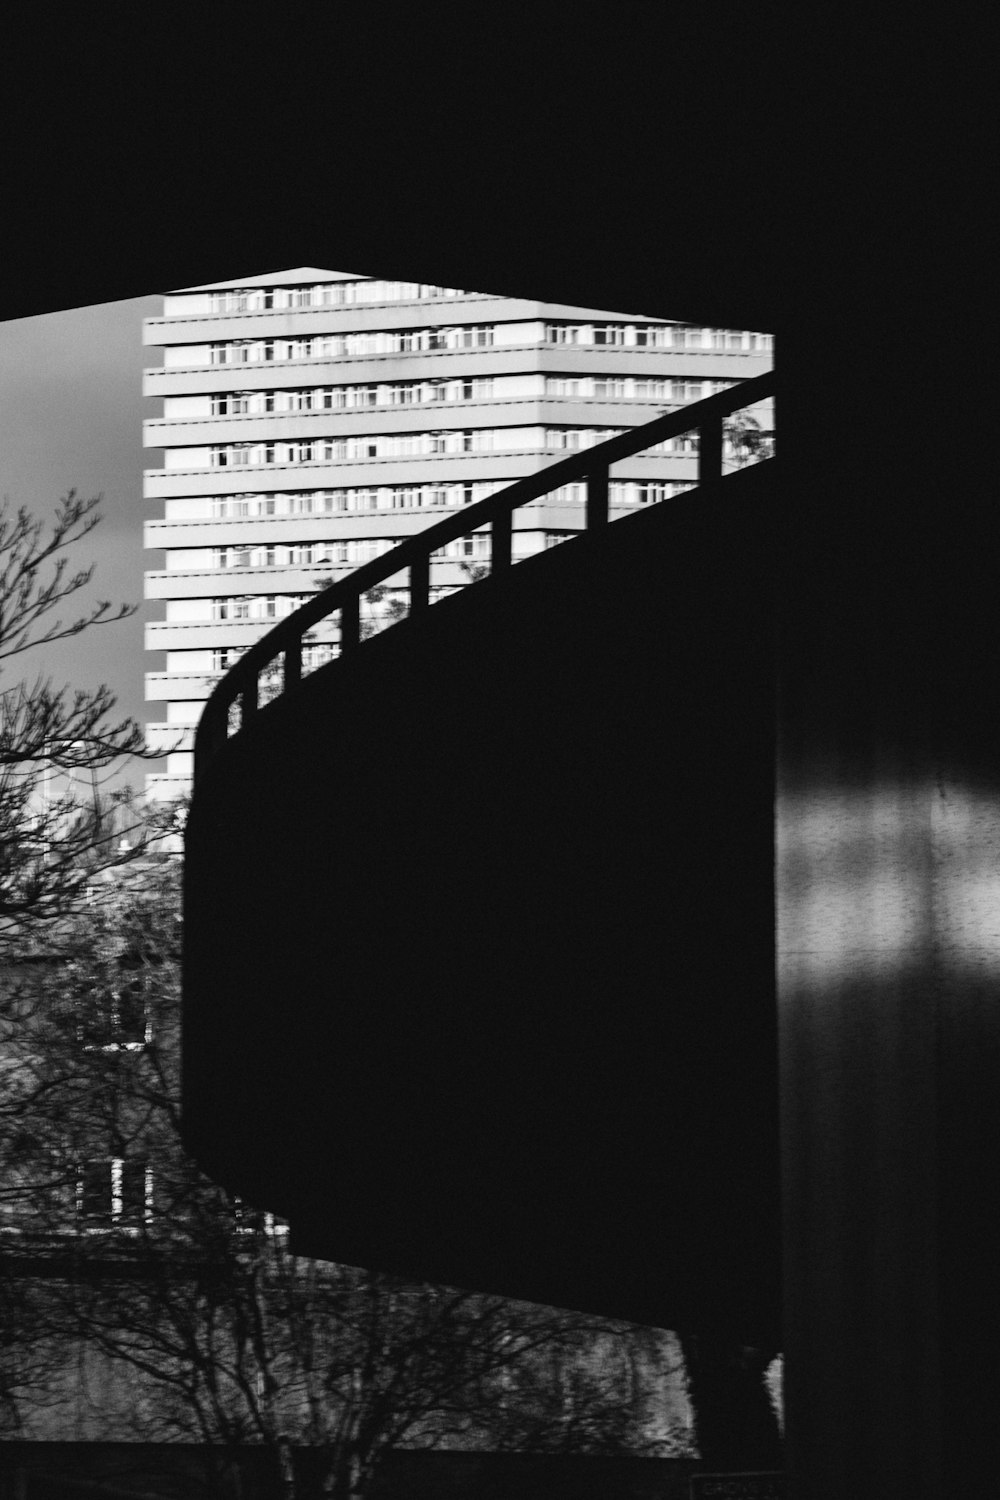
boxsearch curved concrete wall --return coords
[183,462,779,1335]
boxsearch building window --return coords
[209,288,275,314]
[546,324,584,345]
[213,443,257,468]
[75,966,149,1050]
[631,378,670,399]
[594,378,627,398]
[213,597,253,621]
[448,325,493,349]
[547,482,586,503]
[78,1159,151,1227]
[213,495,251,517]
[593,325,627,346]
[634,325,674,348]
[78,1161,114,1224]
[634,482,673,504]
[545,428,612,451]
[211,392,251,416]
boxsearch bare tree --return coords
[0,491,170,950]
[1,864,693,1497]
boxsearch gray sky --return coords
[0,294,166,796]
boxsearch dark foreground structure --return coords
[1,1446,705,1500]
[183,398,779,1342]
[4,19,991,1495]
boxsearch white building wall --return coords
[164,343,210,367]
[495,320,545,345]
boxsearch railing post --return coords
[491,512,512,577]
[586,467,609,529]
[698,416,724,485]
[241,673,259,723]
[410,553,430,616]
[284,638,302,691]
[200,704,227,773]
[340,594,360,654]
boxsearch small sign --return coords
[690,1474,786,1499]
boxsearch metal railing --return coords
[193,372,774,786]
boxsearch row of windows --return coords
[201,479,692,521]
[208,325,497,364]
[206,375,734,417]
[209,427,623,467]
[211,432,488,466]
[547,324,773,351]
[196,322,771,366]
[209,426,680,465]
[543,428,627,451]
[211,542,492,617]
[213,641,345,674]
[208,483,499,518]
[210,377,497,415]
[206,281,472,314]
[545,480,693,504]
[210,556,396,618]
[204,426,721,468]
[213,537,399,573]
[544,376,734,400]
[213,593,312,622]
[212,487,474,527]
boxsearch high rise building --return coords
[142,269,773,799]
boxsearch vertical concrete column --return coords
[777,770,944,1494]
[775,304,999,1491]
[775,314,943,1495]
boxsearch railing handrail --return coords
[193,372,774,785]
